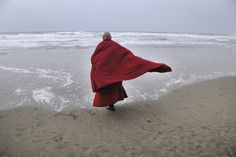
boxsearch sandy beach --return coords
[0,76,235,157]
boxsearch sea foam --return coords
[0,66,73,87]
[0,31,235,50]
[32,87,55,105]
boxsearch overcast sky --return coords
[0,0,236,34]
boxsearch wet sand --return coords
[0,77,236,157]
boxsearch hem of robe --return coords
[93,96,127,107]
[93,82,128,107]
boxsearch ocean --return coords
[0,31,236,111]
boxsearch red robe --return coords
[91,39,172,107]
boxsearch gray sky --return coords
[0,0,236,34]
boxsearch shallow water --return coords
[0,32,236,111]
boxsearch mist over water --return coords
[0,31,236,111]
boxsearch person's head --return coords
[103,32,112,40]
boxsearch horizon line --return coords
[0,30,235,36]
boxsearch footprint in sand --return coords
[52,135,63,142]
[68,112,78,120]
[15,133,22,137]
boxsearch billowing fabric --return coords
[90,39,172,92]
[90,39,172,107]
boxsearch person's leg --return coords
[105,104,115,111]
[93,82,127,110]
[105,82,127,111]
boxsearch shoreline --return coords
[0,77,236,157]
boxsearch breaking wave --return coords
[0,31,235,50]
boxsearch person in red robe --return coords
[90,32,172,111]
